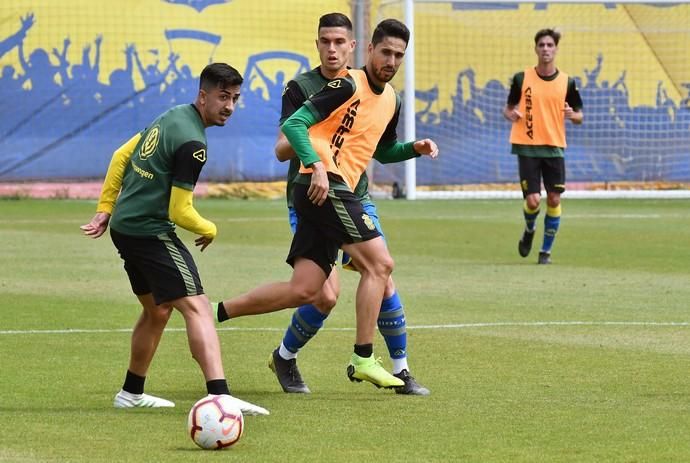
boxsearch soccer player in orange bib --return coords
[503,28,583,264]
[270,13,429,396]
[216,18,438,389]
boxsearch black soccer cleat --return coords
[393,370,431,396]
[538,251,552,265]
[518,229,535,257]
[268,349,311,393]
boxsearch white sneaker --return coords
[113,389,175,408]
[213,394,270,416]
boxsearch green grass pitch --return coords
[1,197,690,462]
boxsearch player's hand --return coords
[504,107,523,122]
[563,103,583,124]
[80,212,110,239]
[413,139,439,159]
[308,162,329,206]
[195,235,213,252]
[563,102,575,120]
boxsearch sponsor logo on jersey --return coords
[362,213,375,230]
[139,125,160,160]
[330,99,360,166]
[524,87,533,140]
[327,79,342,89]
[131,160,154,180]
[193,148,206,162]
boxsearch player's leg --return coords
[217,206,330,321]
[269,207,340,392]
[128,294,172,377]
[539,158,566,264]
[172,293,268,415]
[342,237,403,388]
[270,268,339,393]
[157,232,268,415]
[110,230,176,408]
[362,202,429,395]
[294,183,402,388]
[217,253,328,322]
[517,155,542,258]
[114,293,175,407]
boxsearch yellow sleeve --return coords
[168,185,217,238]
[96,133,141,214]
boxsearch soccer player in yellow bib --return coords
[503,28,583,264]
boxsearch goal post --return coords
[368,0,690,199]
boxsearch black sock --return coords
[122,370,145,395]
[354,343,373,358]
[217,301,229,322]
[206,379,231,395]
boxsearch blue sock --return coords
[281,305,328,354]
[377,292,407,360]
[541,204,562,253]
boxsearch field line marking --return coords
[1,321,689,335]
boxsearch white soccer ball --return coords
[187,394,244,450]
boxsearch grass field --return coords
[1,197,690,462]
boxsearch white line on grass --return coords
[1,321,689,335]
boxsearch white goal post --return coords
[367,0,690,199]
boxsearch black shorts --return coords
[110,229,204,305]
[518,156,566,197]
[287,182,381,277]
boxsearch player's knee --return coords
[546,194,561,208]
[376,254,395,279]
[317,290,338,312]
[146,304,172,325]
[290,282,322,305]
[525,195,541,210]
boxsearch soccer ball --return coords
[187,395,244,450]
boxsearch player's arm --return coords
[169,186,216,251]
[373,96,438,164]
[281,105,328,204]
[274,80,306,162]
[281,76,354,205]
[81,132,141,238]
[96,133,141,214]
[564,77,584,125]
[281,76,354,166]
[503,72,523,122]
[168,140,216,251]
[274,132,295,162]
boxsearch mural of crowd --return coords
[1,9,689,184]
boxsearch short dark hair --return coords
[534,28,561,46]
[318,12,352,32]
[371,18,410,47]
[199,63,243,91]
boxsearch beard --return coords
[375,66,396,83]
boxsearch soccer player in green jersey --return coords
[503,28,583,264]
[268,13,429,395]
[81,63,268,415]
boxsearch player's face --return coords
[366,36,407,86]
[198,84,241,127]
[535,36,558,65]
[316,26,355,79]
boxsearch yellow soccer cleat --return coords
[346,353,404,389]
